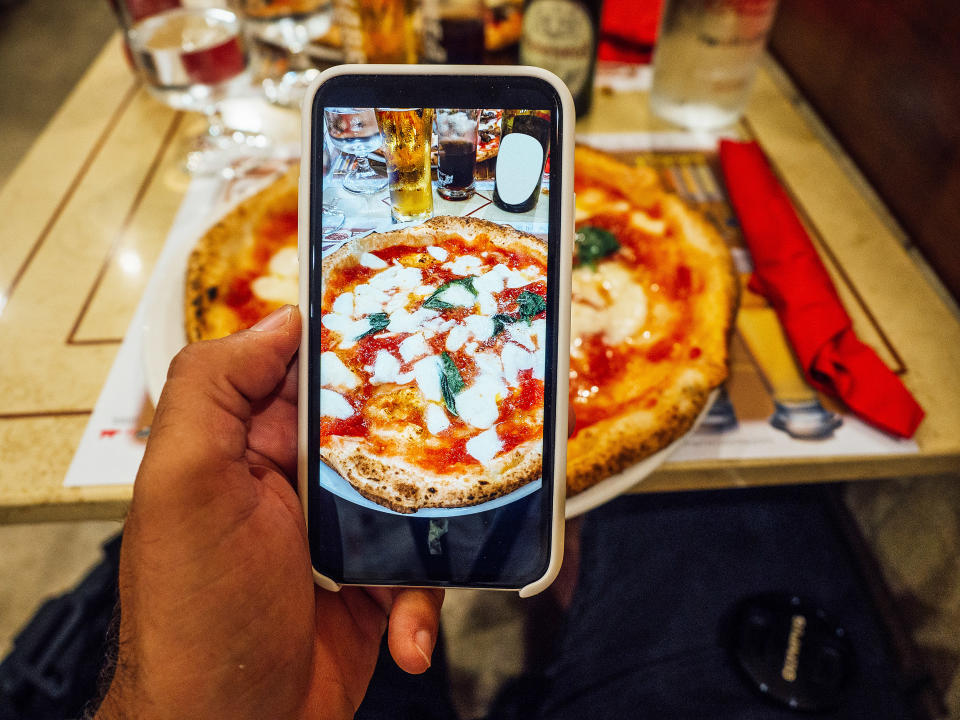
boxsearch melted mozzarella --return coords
[413,356,442,402]
[464,314,494,341]
[502,343,533,386]
[424,403,450,434]
[320,389,353,419]
[506,267,536,288]
[427,246,448,261]
[332,292,354,317]
[369,350,413,385]
[445,324,471,352]
[476,290,498,316]
[532,348,546,380]
[456,373,506,429]
[529,318,547,349]
[251,275,298,304]
[473,351,503,377]
[360,252,388,269]
[507,322,536,352]
[369,265,422,292]
[444,255,483,276]
[388,307,439,333]
[353,284,390,315]
[571,262,648,345]
[268,246,298,277]
[320,351,359,390]
[399,333,430,363]
[466,426,503,464]
[435,284,475,307]
[630,210,666,236]
[474,265,508,293]
[320,313,370,349]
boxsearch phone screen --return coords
[306,74,566,589]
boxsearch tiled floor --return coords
[1,2,959,718]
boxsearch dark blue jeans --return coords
[357,487,915,720]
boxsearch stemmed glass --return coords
[119,1,269,174]
[323,108,387,194]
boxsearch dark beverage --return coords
[520,0,603,116]
[439,16,485,63]
[437,139,477,199]
[492,112,550,213]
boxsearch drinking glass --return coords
[235,0,342,108]
[375,108,435,223]
[650,0,779,129]
[324,108,387,194]
[119,0,268,174]
[435,108,478,200]
[339,0,415,64]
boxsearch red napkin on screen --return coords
[719,140,924,438]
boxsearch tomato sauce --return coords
[318,239,548,469]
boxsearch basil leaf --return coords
[574,226,620,268]
[354,312,390,340]
[516,291,547,323]
[422,276,478,311]
[491,313,518,338]
[439,351,465,416]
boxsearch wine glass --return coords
[234,0,340,108]
[323,108,387,194]
[120,1,269,175]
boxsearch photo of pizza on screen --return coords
[315,107,553,514]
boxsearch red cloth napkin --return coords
[719,139,924,438]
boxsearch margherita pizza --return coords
[185,167,299,343]
[184,149,736,506]
[317,216,548,512]
[566,145,737,494]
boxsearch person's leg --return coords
[356,630,459,720]
[534,487,916,720]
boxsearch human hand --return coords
[95,306,443,720]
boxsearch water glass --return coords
[650,0,779,130]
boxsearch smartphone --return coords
[298,65,573,596]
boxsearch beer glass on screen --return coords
[117,0,267,174]
[435,108,478,200]
[324,108,387,194]
[375,108,435,223]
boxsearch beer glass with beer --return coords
[435,108,479,200]
[375,108,435,223]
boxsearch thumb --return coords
[140,306,301,506]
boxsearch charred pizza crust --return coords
[319,215,548,513]
[566,146,738,494]
[185,166,298,343]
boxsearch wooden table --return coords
[2,36,959,523]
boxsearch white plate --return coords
[141,234,194,407]
[564,390,717,518]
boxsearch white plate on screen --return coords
[318,460,542,518]
[564,390,717,518]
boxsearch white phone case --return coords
[298,65,574,596]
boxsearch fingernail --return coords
[414,629,433,668]
[251,305,293,332]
